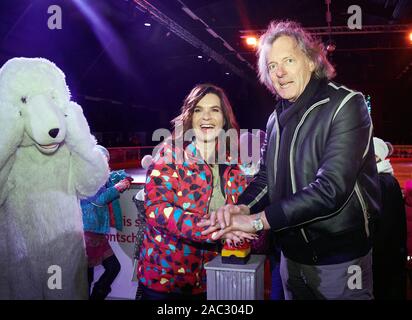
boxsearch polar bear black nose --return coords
[49,128,59,138]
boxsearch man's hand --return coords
[198,204,250,230]
[200,213,257,242]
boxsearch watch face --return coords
[253,219,263,231]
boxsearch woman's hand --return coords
[220,230,257,247]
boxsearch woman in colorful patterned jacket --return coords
[137,83,253,300]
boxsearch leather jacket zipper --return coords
[288,98,330,264]
[289,98,330,193]
[300,228,318,262]
[300,228,309,242]
[354,182,370,237]
[273,113,280,187]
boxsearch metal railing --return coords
[391,145,412,159]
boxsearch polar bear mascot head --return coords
[0,57,109,299]
[0,57,109,202]
[0,57,70,156]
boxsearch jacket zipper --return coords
[300,228,318,262]
[289,98,330,194]
[271,110,315,256]
[354,182,370,237]
[300,229,309,242]
[288,98,330,261]
[198,162,224,289]
[204,162,214,214]
[273,112,280,187]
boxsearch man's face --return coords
[267,36,315,102]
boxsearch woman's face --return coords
[191,93,225,143]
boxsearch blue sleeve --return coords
[90,185,120,206]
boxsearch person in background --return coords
[372,137,407,300]
[81,145,133,300]
[132,154,153,300]
[404,180,412,295]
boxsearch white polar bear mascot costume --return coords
[0,57,109,299]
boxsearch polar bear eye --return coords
[21,96,27,104]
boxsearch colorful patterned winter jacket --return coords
[137,141,247,294]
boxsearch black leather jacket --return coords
[239,80,381,264]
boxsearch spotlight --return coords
[197,55,203,59]
[225,72,230,75]
[144,22,151,27]
[409,31,412,44]
[245,36,257,47]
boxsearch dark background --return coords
[1,0,411,146]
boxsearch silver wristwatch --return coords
[252,213,264,232]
